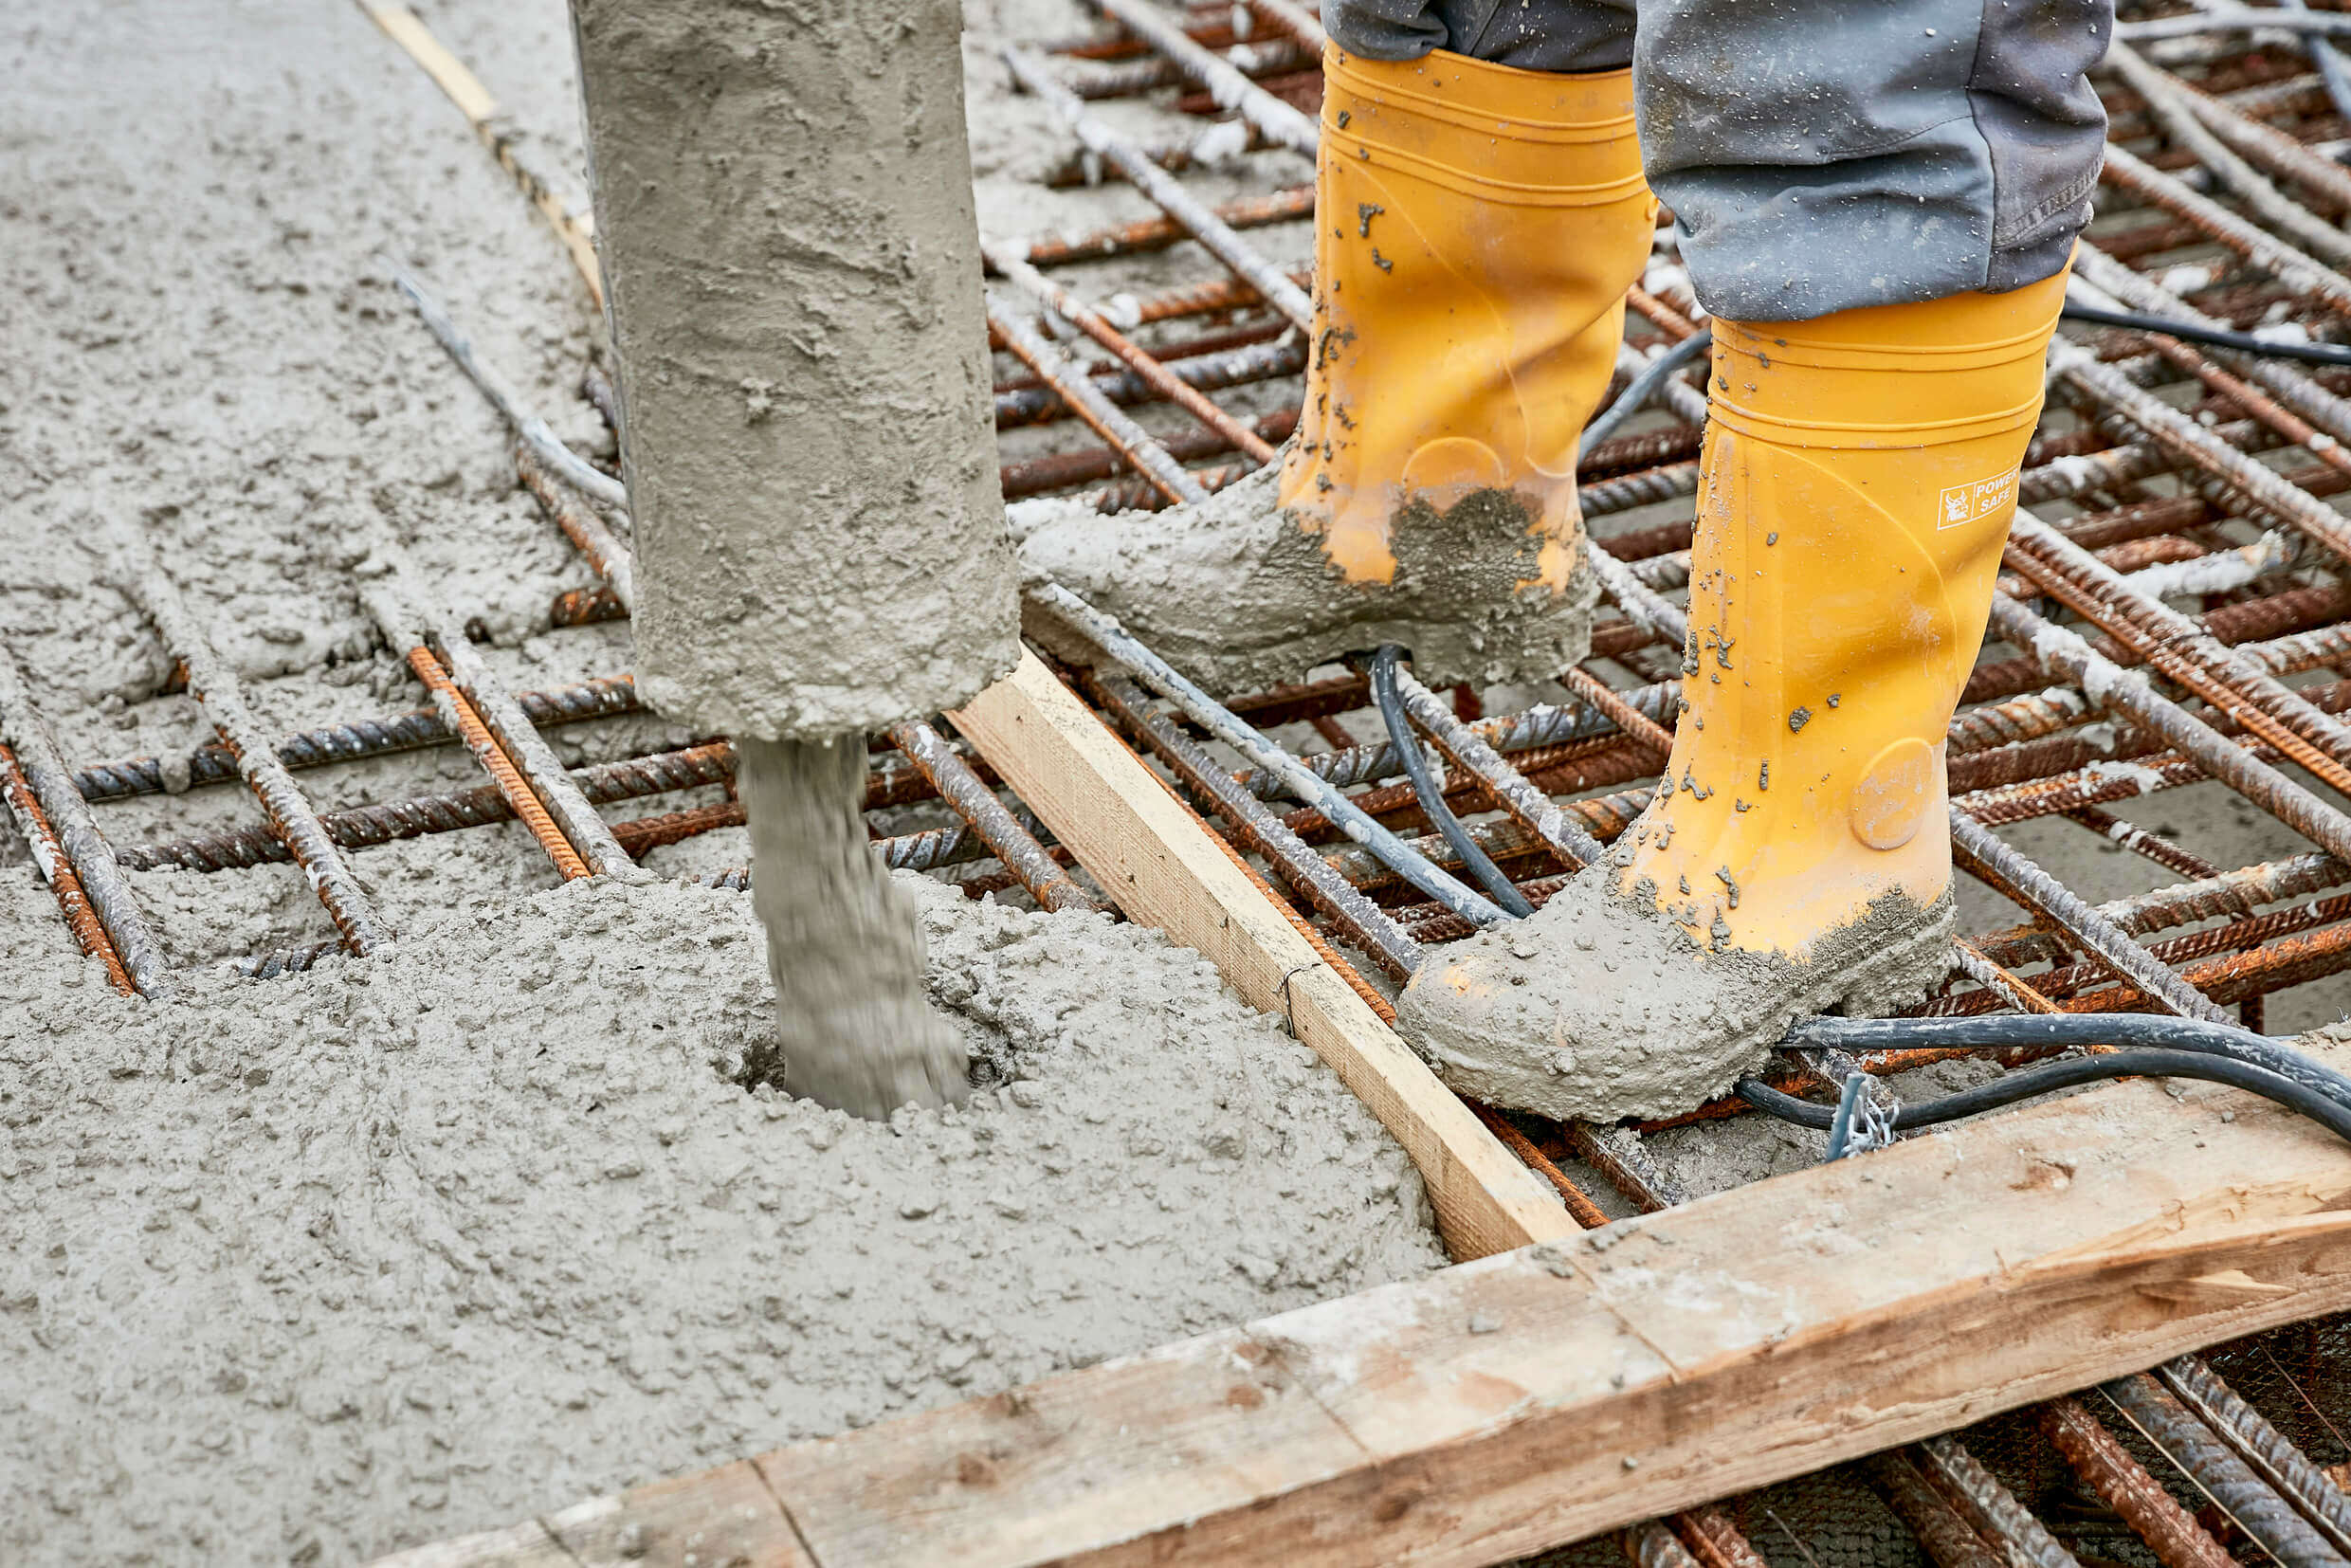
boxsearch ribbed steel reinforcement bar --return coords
[1868,1452,2007,1568]
[1002,46,1316,331]
[393,265,629,511]
[1989,593,2351,870]
[986,241,1279,466]
[889,719,1103,914]
[0,741,137,994]
[995,335,1306,429]
[2107,42,2351,271]
[71,675,641,802]
[515,443,636,611]
[1087,668,1425,978]
[1383,655,1610,870]
[0,643,173,995]
[2101,1373,2349,1568]
[2099,139,2351,317]
[2042,1395,2241,1568]
[2005,513,2351,786]
[1948,807,2233,1023]
[1011,184,1312,268]
[124,560,392,957]
[1084,0,1320,155]
[989,304,1208,506]
[2072,243,2351,452]
[2160,1357,2351,1558]
[404,643,591,880]
[2048,337,2351,566]
[428,633,646,883]
[118,741,735,874]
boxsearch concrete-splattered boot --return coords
[1396,266,2070,1121]
[1019,45,1653,693]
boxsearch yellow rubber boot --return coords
[1397,265,2069,1122]
[1018,46,1654,695]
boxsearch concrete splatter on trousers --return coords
[1321,0,2111,321]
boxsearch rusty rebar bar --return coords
[2101,1374,2349,1568]
[118,742,737,873]
[0,644,173,995]
[2048,337,2351,566]
[393,265,629,511]
[2005,514,2351,789]
[1472,1107,1611,1229]
[124,561,391,957]
[1384,656,1608,870]
[1085,0,1319,153]
[1064,37,1303,101]
[1003,46,1316,330]
[2107,43,2351,271]
[2100,140,2351,315]
[1916,1436,2087,1568]
[71,675,641,802]
[405,644,589,880]
[990,305,1209,506]
[1949,808,2232,1023]
[1246,0,1327,54]
[2043,1396,2242,1568]
[2160,1357,2351,1558]
[516,442,636,611]
[1868,1452,2007,1568]
[995,335,1306,429]
[0,743,137,994]
[2073,244,2351,452]
[1011,185,1313,268]
[359,548,647,882]
[988,243,1279,466]
[1987,594,2351,869]
[890,718,1103,913]
[1001,409,1296,498]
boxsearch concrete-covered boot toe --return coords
[1016,464,1598,693]
[1396,866,1952,1122]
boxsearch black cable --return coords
[1787,1012,2351,1117]
[2061,301,2351,369]
[1367,646,1533,918]
[1739,1050,2351,1146]
[1579,328,1712,459]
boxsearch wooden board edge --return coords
[359,2,501,127]
[949,647,1573,1259]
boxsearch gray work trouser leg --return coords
[1321,0,2110,322]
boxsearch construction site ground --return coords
[9,0,2351,1564]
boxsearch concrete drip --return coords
[737,735,970,1118]
[568,0,1019,741]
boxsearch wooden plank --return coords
[542,1461,813,1568]
[360,2,499,127]
[371,1461,813,1568]
[358,1,606,305]
[949,648,1575,1261]
[369,1518,576,1568]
